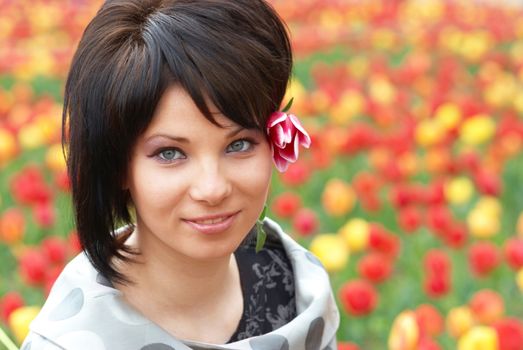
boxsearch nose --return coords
[188,160,232,206]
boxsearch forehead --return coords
[143,85,238,136]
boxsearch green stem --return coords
[0,326,18,350]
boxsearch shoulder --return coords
[21,332,64,350]
[24,253,169,349]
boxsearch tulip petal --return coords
[267,112,287,128]
[289,114,311,147]
[282,118,293,144]
[270,124,286,148]
[272,148,289,172]
[279,135,300,162]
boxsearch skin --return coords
[115,85,273,343]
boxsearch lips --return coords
[182,211,240,235]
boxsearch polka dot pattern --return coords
[56,331,106,349]
[140,344,177,350]
[48,288,84,321]
[29,218,339,350]
[305,317,324,350]
[305,252,324,268]
[250,334,289,350]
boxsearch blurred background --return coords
[1,0,523,349]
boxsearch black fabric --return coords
[227,224,297,342]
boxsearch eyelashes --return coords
[150,137,260,164]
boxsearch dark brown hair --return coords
[63,0,293,283]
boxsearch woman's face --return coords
[126,85,273,261]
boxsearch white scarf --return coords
[25,218,339,350]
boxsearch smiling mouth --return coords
[190,216,231,225]
[182,211,240,234]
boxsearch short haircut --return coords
[63,0,293,283]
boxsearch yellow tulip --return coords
[458,326,498,350]
[371,29,396,51]
[338,218,369,252]
[459,31,492,63]
[475,197,502,218]
[388,310,419,350]
[0,128,17,165]
[18,123,46,150]
[517,268,523,293]
[322,179,356,217]
[347,56,369,79]
[285,79,306,101]
[445,177,474,205]
[45,144,67,173]
[309,234,349,272]
[459,115,496,146]
[447,306,475,338]
[434,103,461,130]
[329,90,365,125]
[369,75,396,105]
[415,119,446,147]
[467,208,500,239]
[8,306,41,344]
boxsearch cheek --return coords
[128,161,185,213]
[238,150,273,200]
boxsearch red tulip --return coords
[352,171,381,196]
[415,304,444,337]
[339,279,378,316]
[19,249,48,286]
[422,181,445,206]
[468,242,500,277]
[457,150,481,173]
[357,252,393,283]
[42,237,68,265]
[361,193,382,212]
[418,337,442,350]
[280,160,311,186]
[426,205,453,235]
[0,292,24,323]
[292,208,318,237]
[390,185,415,208]
[469,289,505,325]
[369,224,400,257]
[338,342,361,350]
[271,192,302,218]
[443,223,468,249]
[424,273,451,298]
[0,207,25,244]
[474,170,501,196]
[54,169,71,191]
[33,203,55,228]
[10,165,52,206]
[68,230,82,254]
[398,206,423,233]
[504,238,523,270]
[424,249,451,276]
[493,318,523,350]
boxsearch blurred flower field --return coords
[1,0,523,349]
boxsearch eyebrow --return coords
[145,126,244,143]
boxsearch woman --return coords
[22,0,339,349]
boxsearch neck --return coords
[115,228,238,314]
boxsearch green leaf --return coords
[258,205,267,221]
[281,97,294,113]
[255,223,267,253]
